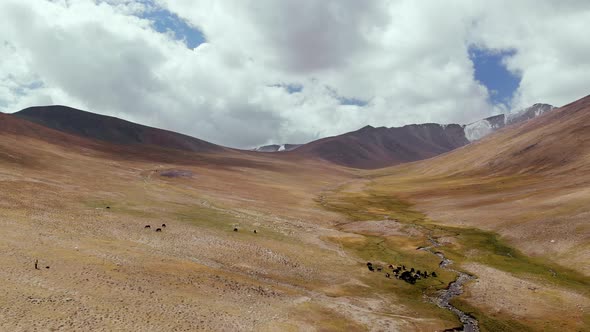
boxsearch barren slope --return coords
[0,117,463,331]
[294,123,469,169]
[14,105,225,153]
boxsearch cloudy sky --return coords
[1,0,589,148]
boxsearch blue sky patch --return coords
[469,47,521,106]
[338,97,368,107]
[141,3,205,49]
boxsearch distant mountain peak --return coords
[465,103,555,142]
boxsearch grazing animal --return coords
[385,273,391,278]
[402,265,406,270]
[366,262,373,267]
[233,228,238,232]
[144,225,151,229]
[253,230,257,234]
[162,224,166,228]
[155,228,162,232]
[376,266,382,272]
[431,271,438,277]
[368,265,375,272]
[45,266,50,269]
[106,206,110,209]
[400,271,416,284]
[34,259,39,270]
[410,267,415,273]
[388,264,394,269]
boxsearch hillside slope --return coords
[366,94,590,275]
[413,96,589,176]
[14,105,225,153]
[294,123,469,169]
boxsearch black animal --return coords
[155,228,162,232]
[422,271,428,278]
[410,267,415,273]
[106,206,110,209]
[402,265,406,270]
[392,267,401,274]
[376,266,382,272]
[367,263,375,272]
[400,271,416,284]
[162,224,166,228]
[45,266,50,269]
[144,225,151,229]
[431,271,438,277]
[253,230,257,234]
[385,273,391,278]
[366,262,373,267]
[388,264,394,269]
[233,228,238,232]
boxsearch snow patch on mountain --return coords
[464,119,494,141]
[465,103,554,142]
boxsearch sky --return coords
[0,1,589,148]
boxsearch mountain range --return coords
[4,102,556,170]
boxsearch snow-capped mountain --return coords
[252,144,302,152]
[464,104,555,142]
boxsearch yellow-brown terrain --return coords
[1,96,589,331]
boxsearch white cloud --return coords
[0,0,588,148]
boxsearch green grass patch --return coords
[320,180,590,329]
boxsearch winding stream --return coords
[421,236,480,332]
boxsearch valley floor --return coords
[1,137,589,331]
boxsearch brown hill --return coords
[13,105,225,153]
[294,123,469,169]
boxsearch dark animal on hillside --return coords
[402,265,406,270]
[368,265,375,272]
[253,230,257,234]
[388,264,394,269]
[34,259,39,270]
[431,271,438,277]
[144,225,151,229]
[393,267,401,274]
[155,228,162,232]
[45,266,50,269]
[367,262,373,267]
[422,271,428,278]
[414,273,421,279]
[410,267,415,273]
[106,206,110,209]
[416,270,421,276]
[385,273,391,278]
[162,224,166,228]
[400,271,416,284]
[376,266,382,272]
[233,228,238,232]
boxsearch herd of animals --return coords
[143,222,258,234]
[366,262,437,284]
[144,223,166,232]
